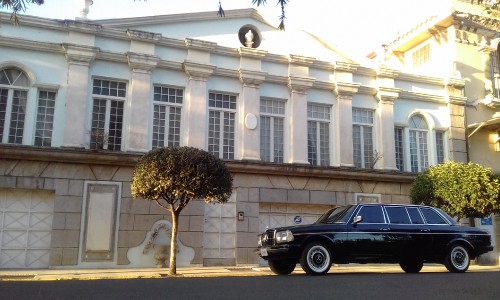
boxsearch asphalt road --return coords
[1,271,499,300]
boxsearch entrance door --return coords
[203,195,236,265]
[0,189,54,268]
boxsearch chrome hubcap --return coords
[307,245,330,272]
[451,246,468,270]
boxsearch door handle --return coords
[381,228,390,231]
[421,229,430,232]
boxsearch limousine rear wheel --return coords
[445,244,470,273]
[300,242,332,275]
[268,259,296,275]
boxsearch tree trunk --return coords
[169,209,179,275]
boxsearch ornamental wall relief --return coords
[126,220,195,267]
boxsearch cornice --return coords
[239,47,267,59]
[377,66,400,78]
[399,90,446,103]
[334,61,359,73]
[239,69,267,86]
[263,74,288,85]
[355,66,377,77]
[336,82,360,96]
[63,44,99,65]
[214,68,239,78]
[397,72,445,85]
[289,54,316,66]
[126,29,162,41]
[0,144,415,182]
[358,85,377,95]
[313,81,336,91]
[0,36,62,53]
[183,60,216,79]
[185,38,217,52]
[288,76,315,93]
[127,52,160,73]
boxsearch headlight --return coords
[275,230,294,243]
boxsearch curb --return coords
[0,264,499,281]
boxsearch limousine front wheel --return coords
[268,259,296,275]
[300,242,332,275]
[445,244,470,273]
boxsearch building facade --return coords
[379,0,500,264]
[0,8,465,268]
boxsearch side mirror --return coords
[353,215,362,225]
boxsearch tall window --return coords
[308,103,331,166]
[152,86,183,149]
[208,92,236,160]
[435,131,445,164]
[490,48,500,98]
[412,44,430,69]
[353,108,374,168]
[0,68,29,144]
[260,98,285,163]
[34,90,56,147]
[409,115,429,172]
[394,127,404,171]
[90,79,126,151]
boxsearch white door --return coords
[0,189,54,268]
[203,196,236,262]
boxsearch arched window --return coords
[409,115,429,172]
[0,68,30,144]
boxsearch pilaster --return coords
[125,53,159,152]
[288,76,315,164]
[183,62,215,149]
[62,44,99,148]
[376,87,400,170]
[335,82,359,167]
[239,70,267,160]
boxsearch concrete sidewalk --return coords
[1,264,499,281]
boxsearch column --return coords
[126,52,159,152]
[377,88,399,170]
[335,83,359,167]
[62,44,98,148]
[183,61,215,149]
[239,70,266,160]
[288,76,315,164]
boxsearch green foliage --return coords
[0,0,44,23]
[410,161,500,219]
[131,146,232,211]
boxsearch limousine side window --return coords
[407,207,425,224]
[420,207,448,225]
[385,206,411,224]
[356,206,385,223]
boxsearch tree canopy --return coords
[409,161,500,219]
[0,0,43,23]
[131,146,232,275]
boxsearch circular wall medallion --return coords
[245,113,258,130]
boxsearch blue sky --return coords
[1,0,450,55]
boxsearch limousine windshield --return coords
[316,205,356,224]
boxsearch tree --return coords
[0,0,44,23]
[409,161,500,220]
[131,146,233,275]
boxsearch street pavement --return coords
[1,264,500,281]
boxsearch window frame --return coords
[90,78,127,151]
[152,85,184,149]
[352,108,374,168]
[307,103,331,166]
[207,91,237,160]
[260,97,286,163]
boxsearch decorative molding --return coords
[184,38,217,52]
[288,76,315,93]
[126,29,162,41]
[399,90,446,103]
[334,61,359,72]
[239,47,267,59]
[289,54,316,66]
[335,82,360,96]
[377,87,401,103]
[63,44,99,65]
[396,72,445,85]
[239,69,267,87]
[357,85,377,95]
[127,52,159,73]
[183,60,215,80]
[377,66,400,78]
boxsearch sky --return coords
[1,0,453,56]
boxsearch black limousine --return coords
[257,204,493,275]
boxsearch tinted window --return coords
[317,205,356,224]
[356,206,385,223]
[385,206,411,224]
[420,208,448,224]
[407,207,425,224]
